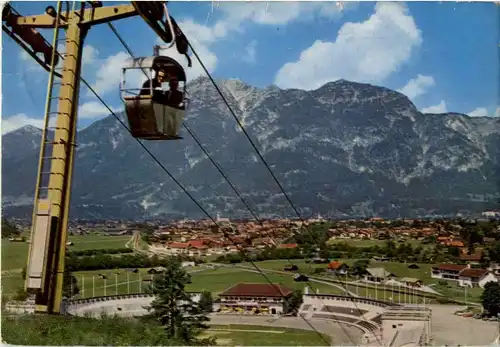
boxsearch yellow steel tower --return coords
[2,1,171,314]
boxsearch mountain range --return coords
[3,77,500,220]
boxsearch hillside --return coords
[2,77,499,219]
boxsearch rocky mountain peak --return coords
[2,78,499,220]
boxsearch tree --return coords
[145,257,212,344]
[62,270,80,298]
[13,286,29,301]
[350,259,369,276]
[447,247,461,258]
[481,281,500,316]
[198,291,213,314]
[1,218,20,238]
[284,289,303,315]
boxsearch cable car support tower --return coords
[2,1,177,314]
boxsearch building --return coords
[363,268,394,283]
[327,261,349,275]
[431,264,468,281]
[217,283,293,315]
[166,240,208,256]
[400,277,423,287]
[432,263,497,288]
[459,248,483,264]
[458,268,497,288]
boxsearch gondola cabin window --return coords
[120,56,188,140]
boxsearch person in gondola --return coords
[159,76,185,137]
[140,68,167,103]
[165,77,184,109]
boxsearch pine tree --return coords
[145,257,212,344]
[198,291,213,314]
[481,281,500,316]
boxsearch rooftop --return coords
[220,283,293,298]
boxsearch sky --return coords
[1,0,499,134]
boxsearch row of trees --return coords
[215,239,452,265]
[67,248,133,257]
[1,218,20,238]
[65,252,204,272]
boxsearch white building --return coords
[432,263,497,288]
[458,268,497,288]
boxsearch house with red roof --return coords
[458,268,497,288]
[431,264,468,281]
[432,263,497,288]
[277,243,298,249]
[327,260,349,275]
[217,283,293,315]
[167,239,208,256]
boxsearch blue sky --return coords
[2,1,499,133]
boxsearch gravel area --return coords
[429,304,498,346]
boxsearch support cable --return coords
[82,80,331,346]
[188,40,383,346]
[106,22,349,345]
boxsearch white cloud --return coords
[87,51,141,97]
[2,102,116,136]
[468,107,500,118]
[242,40,257,64]
[219,1,348,26]
[421,100,448,114]
[82,45,98,66]
[157,19,222,81]
[468,107,489,118]
[78,101,119,119]
[1,113,55,134]
[274,2,422,90]
[152,2,350,81]
[398,74,435,99]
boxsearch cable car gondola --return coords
[120,55,188,140]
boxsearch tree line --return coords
[215,239,452,265]
[65,252,204,272]
[67,248,133,257]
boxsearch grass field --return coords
[202,324,330,346]
[1,234,132,297]
[68,235,132,251]
[244,259,435,284]
[326,238,427,248]
[1,234,482,304]
[239,259,479,304]
[68,266,344,298]
[1,234,131,271]
[69,265,431,304]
